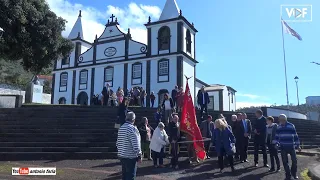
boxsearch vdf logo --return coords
[281,5,312,22]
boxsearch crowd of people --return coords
[116,109,302,180]
[91,84,186,109]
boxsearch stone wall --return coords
[42,93,51,104]
[0,88,25,103]
[0,87,51,105]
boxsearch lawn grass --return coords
[301,169,312,180]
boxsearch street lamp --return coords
[294,76,300,106]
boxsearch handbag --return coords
[231,143,236,153]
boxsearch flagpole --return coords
[281,19,290,111]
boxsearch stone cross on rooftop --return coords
[110,14,115,22]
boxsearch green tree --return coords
[43,79,51,94]
[0,0,73,74]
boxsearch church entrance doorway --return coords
[77,91,88,105]
[58,97,66,104]
[158,89,169,106]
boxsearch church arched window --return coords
[158,26,171,51]
[186,29,192,53]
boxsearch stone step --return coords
[0,147,115,152]
[0,152,118,161]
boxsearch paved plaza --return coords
[0,155,315,180]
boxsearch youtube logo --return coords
[19,167,29,175]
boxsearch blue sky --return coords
[48,0,320,108]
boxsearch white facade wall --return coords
[182,25,195,59]
[150,56,177,106]
[53,71,73,104]
[207,91,220,111]
[224,89,236,111]
[127,61,146,91]
[182,58,195,105]
[74,68,92,104]
[93,64,124,95]
[150,22,178,56]
[307,112,320,121]
[306,96,320,106]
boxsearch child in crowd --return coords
[154,107,162,125]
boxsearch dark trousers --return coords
[187,144,197,161]
[173,98,177,107]
[235,140,241,159]
[151,99,155,108]
[200,104,208,118]
[120,158,137,180]
[218,147,234,170]
[170,142,179,167]
[103,97,109,106]
[141,98,145,107]
[267,144,280,169]
[254,138,268,165]
[240,137,249,161]
[152,148,164,166]
[204,140,211,154]
[281,148,297,178]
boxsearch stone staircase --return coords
[0,106,319,160]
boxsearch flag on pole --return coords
[180,80,206,160]
[282,19,302,41]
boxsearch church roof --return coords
[68,10,83,40]
[159,0,180,21]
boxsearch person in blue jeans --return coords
[116,112,142,180]
[274,114,301,180]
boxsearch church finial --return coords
[148,16,151,24]
[110,14,115,22]
[78,10,82,17]
[179,9,182,16]
[77,32,81,39]
[95,34,98,40]
[192,22,194,26]
[127,28,131,38]
[107,19,110,24]
[115,17,118,23]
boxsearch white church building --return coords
[51,0,237,110]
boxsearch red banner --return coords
[180,81,206,160]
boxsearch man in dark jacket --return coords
[253,109,268,167]
[171,86,178,107]
[200,115,214,159]
[168,114,180,169]
[233,113,243,160]
[240,113,252,163]
[197,86,210,118]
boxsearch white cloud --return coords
[237,102,271,109]
[237,93,261,99]
[46,0,161,43]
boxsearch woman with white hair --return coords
[212,119,236,172]
[149,122,169,168]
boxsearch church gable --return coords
[96,40,126,62]
[128,39,147,58]
[97,15,125,41]
[78,46,94,65]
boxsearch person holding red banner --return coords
[212,118,236,173]
[180,79,206,161]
